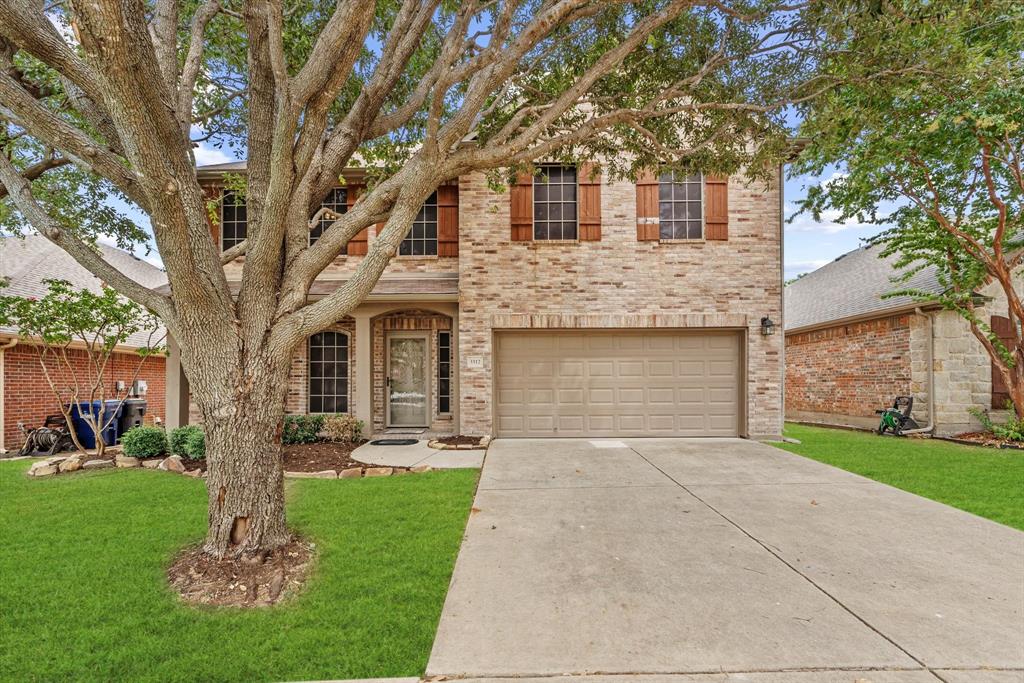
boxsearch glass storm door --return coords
[387,333,430,427]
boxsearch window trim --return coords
[220,189,248,252]
[307,329,351,415]
[532,164,579,242]
[399,191,439,257]
[657,171,705,242]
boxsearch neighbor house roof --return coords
[0,235,167,349]
[785,244,944,332]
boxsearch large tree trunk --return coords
[188,348,293,558]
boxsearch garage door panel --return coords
[495,331,741,437]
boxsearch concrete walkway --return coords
[427,438,1024,681]
[351,439,483,469]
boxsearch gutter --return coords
[784,302,944,337]
[0,337,18,454]
[901,307,935,435]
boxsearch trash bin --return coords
[68,400,124,449]
[119,398,147,436]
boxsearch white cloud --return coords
[785,259,830,278]
[193,144,233,166]
[786,208,872,235]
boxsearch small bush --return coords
[282,415,325,445]
[969,405,1024,441]
[183,430,206,460]
[121,425,168,458]
[169,425,202,456]
[322,414,364,443]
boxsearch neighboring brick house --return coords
[0,236,167,453]
[166,161,784,439]
[785,244,1018,436]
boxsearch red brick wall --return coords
[3,345,166,447]
[785,315,912,420]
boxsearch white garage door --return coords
[494,330,742,438]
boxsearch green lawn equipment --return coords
[875,396,920,436]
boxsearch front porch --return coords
[165,298,460,438]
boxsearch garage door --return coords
[495,330,742,437]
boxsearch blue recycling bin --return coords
[68,400,124,449]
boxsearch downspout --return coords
[902,308,935,435]
[0,337,18,454]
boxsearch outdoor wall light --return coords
[760,316,776,336]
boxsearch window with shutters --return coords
[438,331,451,414]
[221,190,247,250]
[658,172,703,240]
[310,187,347,244]
[534,165,578,240]
[400,191,438,256]
[308,331,349,414]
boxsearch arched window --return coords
[308,331,349,413]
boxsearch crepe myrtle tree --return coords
[0,0,829,558]
[0,278,165,458]
[793,0,1024,417]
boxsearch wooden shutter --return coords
[346,186,368,256]
[510,172,533,241]
[578,162,602,241]
[635,170,660,241]
[437,184,459,256]
[991,315,1015,408]
[704,175,729,241]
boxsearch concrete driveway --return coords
[426,438,1024,682]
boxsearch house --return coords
[785,243,1017,436]
[164,162,784,439]
[0,236,168,453]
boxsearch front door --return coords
[386,332,431,427]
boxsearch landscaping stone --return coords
[142,459,161,469]
[411,464,432,473]
[83,459,114,470]
[364,467,393,477]
[115,455,140,468]
[28,461,58,477]
[339,467,362,479]
[284,470,337,479]
[59,456,82,473]
[183,469,203,478]
[159,455,186,473]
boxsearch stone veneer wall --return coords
[784,315,916,429]
[456,169,784,438]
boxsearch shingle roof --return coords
[785,244,944,331]
[0,235,167,349]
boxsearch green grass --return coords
[0,461,478,683]
[777,423,1024,530]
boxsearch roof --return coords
[785,243,944,332]
[0,235,167,349]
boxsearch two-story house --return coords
[164,162,784,439]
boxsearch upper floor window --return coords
[308,331,349,413]
[658,172,703,240]
[311,188,347,244]
[534,165,577,240]
[221,190,247,250]
[399,191,438,256]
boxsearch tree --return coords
[792,0,1024,417]
[0,0,824,559]
[0,278,165,457]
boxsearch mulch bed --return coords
[279,440,395,472]
[948,432,1024,450]
[168,537,314,607]
[433,435,484,446]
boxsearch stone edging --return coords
[283,464,432,479]
[427,435,492,451]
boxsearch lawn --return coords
[777,423,1024,530]
[0,460,478,683]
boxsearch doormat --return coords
[369,439,419,446]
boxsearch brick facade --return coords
[3,344,166,449]
[785,315,914,427]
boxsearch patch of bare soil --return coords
[951,432,1024,450]
[433,435,483,446]
[168,537,314,607]
[281,441,380,472]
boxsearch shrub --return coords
[183,430,206,460]
[169,425,202,456]
[322,414,364,443]
[282,414,325,445]
[969,405,1024,442]
[121,425,168,458]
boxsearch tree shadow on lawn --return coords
[0,461,478,683]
